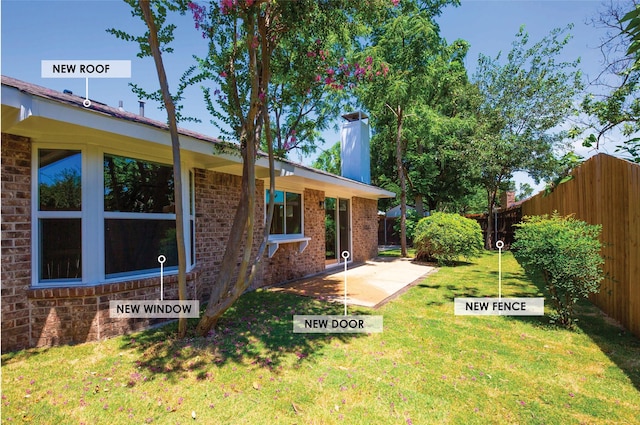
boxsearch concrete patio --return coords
[270,257,437,308]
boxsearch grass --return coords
[2,251,639,424]
[378,247,416,258]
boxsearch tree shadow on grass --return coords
[505,271,640,391]
[571,301,640,391]
[414,283,482,306]
[118,289,370,383]
[1,347,52,365]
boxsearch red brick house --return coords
[1,76,393,352]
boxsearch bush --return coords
[413,212,483,265]
[512,213,604,328]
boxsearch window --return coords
[37,149,82,281]
[33,146,195,286]
[267,190,302,235]
[104,154,178,278]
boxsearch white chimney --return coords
[340,111,371,184]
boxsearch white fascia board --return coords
[1,85,27,110]
[1,86,38,127]
[256,155,395,199]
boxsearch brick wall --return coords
[352,197,379,262]
[26,274,199,348]
[264,188,325,286]
[193,169,265,299]
[1,133,32,351]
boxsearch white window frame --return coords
[32,142,195,287]
[264,188,308,257]
[265,188,305,240]
[32,143,84,285]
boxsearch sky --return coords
[0,0,629,193]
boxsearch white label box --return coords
[293,315,383,333]
[110,300,200,318]
[454,297,544,316]
[42,60,131,78]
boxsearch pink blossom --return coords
[391,0,400,6]
[220,71,228,78]
[188,2,207,28]
[220,0,236,14]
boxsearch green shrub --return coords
[512,213,604,328]
[413,212,483,265]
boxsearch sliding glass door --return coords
[325,197,350,266]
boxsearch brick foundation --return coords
[26,273,199,348]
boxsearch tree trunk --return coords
[195,12,267,337]
[395,106,407,257]
[195,134,254,336]
[485,189,497,250]
[415,195,424,218]
[140,1,188,338]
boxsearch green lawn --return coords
[2,252,639,424]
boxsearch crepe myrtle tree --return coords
[120,0,400,338]
[187,0,399,336]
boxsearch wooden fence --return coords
[467,207,522,250]
[520,153,640,338]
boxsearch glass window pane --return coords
[38,149,81,211]
[325,198,337,261]
[104,154,174,213]
[339,199,350,260]
[105,219,178,277]
[40,219,81,280]
[268,190,284,234]
[285,192,302,234]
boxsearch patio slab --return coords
[270,257,437,308]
